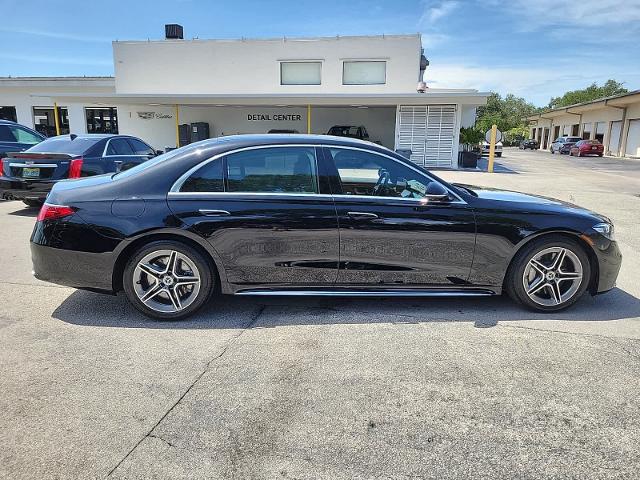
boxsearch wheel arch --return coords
[502,229,599,295]
[111,229,228,294]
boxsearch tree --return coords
[475,92,539,135]
[548,80,627,109]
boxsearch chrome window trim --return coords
[168,143,466,205]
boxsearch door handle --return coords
[198,209,231,216]
[347,211,379,219]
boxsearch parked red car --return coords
[570,139,604,157]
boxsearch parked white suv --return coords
[480,140,503,157]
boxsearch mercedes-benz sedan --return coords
[31,135,621,320]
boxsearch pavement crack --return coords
[148,434,175,448]
[105,305,267,478]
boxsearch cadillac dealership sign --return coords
[137,111,173,119]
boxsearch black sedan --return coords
[0,133,157,206]
[30,135,621,320]
[519,139,539,150]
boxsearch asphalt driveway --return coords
[1,148,639,479]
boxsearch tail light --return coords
[68,157,83,178]
[0,158,4,176]
[37,203,76,222]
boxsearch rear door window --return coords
[106,138,135,156]
[226,147,318,194]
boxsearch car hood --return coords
[455,184,610,222]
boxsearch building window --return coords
[343,61,386,85]
[0,106,17,122]
[33,107,69,137]
[86,108,118,134]
[280,62,321,85]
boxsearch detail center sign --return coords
[247,113,302,121]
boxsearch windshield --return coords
[27,136,101,154]
[566,137,582,142]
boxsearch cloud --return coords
[419,1,459,27]
[425,62,640,106]
[0,27,111,43]
[486,0,640,33]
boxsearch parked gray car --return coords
[550,136,582,154]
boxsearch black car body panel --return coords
[1,134,155,201]
[31,135,621,298]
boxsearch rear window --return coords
[27,136,101,154]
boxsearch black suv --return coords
[327,125,370,140]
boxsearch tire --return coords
[496,152,502,157]
[123,240,215,320]
[22,199,43,208]
[505,235,591,312]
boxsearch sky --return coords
[1,0,639,106]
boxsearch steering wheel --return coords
[372,168,391,196]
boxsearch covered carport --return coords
[33,90,488,168]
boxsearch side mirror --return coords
[424,182,450,202]
[155,150,164,155]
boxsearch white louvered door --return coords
[397,105,456,168]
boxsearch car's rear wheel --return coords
[123,240,214,320]
[506,236,591,312]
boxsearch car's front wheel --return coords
[506,236,591,312]
[123,240,214,320]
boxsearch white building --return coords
[527,90,640,158]
[0,28,489,168]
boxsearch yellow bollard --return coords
[488,124,497,173]
[307,104,311,134]
[53,102,61,136]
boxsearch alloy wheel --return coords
[522,247,583,307]
[132,249,201,313]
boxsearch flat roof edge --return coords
[112,33,422,45]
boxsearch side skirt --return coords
[234,288,497,297]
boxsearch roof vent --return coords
[165,24,184,40]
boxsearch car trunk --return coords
[3,152,79,181]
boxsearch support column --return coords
[175,104,180,148]
[618,107,628,157]
[307,104,311,134]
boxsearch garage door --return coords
[625,119,640,157]
[608,121,621,155]
[397,105,456,168]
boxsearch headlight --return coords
[593,222,615,241]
